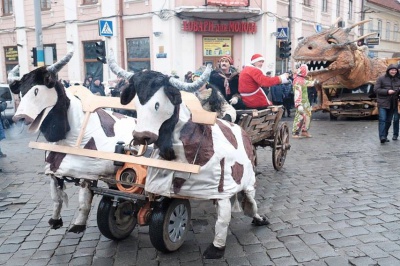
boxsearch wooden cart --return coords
[236,106,291,170]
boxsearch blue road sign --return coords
[98,20,113,37]
[277,27,288,40]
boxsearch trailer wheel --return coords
[149,198,191,252]
[97,196,137,240]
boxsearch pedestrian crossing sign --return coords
[276,27,288,40]
[98,20,114,37]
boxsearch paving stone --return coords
[299,233,326,245]
[0,243,20,254]
[348,256,377,266]
[291,248,318,263]
[357,233,388,244]
[327,237,361,248]
[272,256,298,266]
[266,247,291,259]
[339,227,370,237]
[302,224,332,233]
[309,243,338,258]
[376,256,400,266]
[357,244,389,259]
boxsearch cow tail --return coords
[231,193,242,213]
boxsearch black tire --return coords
[149,198,191,253]
[97,196,137,240]
[329,113,338,120]
[2,118,10,129]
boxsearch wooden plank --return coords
[68,86,217,125]
[29,141,200,174]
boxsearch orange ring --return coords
[116,163,147,194]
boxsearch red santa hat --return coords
[250,54,265,64]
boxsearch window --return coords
[386,22,391,40]
[303,0,311,6]
[83,41,103,82]
[348,0,353,20]
[4,46,18,75]
[126,38,150,73]
[322,0,327,12]
[377,20,382,36]
[394,24,399,42]
[336,0,341,18]
[2,0,13,16]
[82,0,98,5]
[41,0,51,10]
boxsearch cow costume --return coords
[107,56,269,259]
[9,44,137,233]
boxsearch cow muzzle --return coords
[132,131,158,145]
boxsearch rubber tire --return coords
[329,113,338,120]
[97,196,137,240]
[149,198,191,253]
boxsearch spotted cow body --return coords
[10,46,137,233]
[119,70,269,259]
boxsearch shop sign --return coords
[183,20,257,34]
[206,0,249,7]
[5,46,18,62]
[203,37,232,57]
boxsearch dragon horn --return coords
[7,65,20,84]
[353,32,377,43]
[107,49,134,80]
[169,64,212,92]
[47,42,74,73]
[345,19,372,32]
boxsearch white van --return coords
[0,84,16,128]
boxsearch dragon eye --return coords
[155,102,159,110]
[327,38,338,44]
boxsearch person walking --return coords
[209,56,245,109]
[374,64,400,143]
[239,54,289,109]
[0,112,6,158]
[292,64,313,138]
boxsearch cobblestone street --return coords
[2,114,400,265]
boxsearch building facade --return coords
[0,0,397,84]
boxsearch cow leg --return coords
[242,188,270,226]
[203,198,231,259]
[68,180,93,233]
[48,175,67,229]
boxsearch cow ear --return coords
[9,81,21,94]
[164,86,182,105]
[120,84,136,105]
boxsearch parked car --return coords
[0,83,17,128]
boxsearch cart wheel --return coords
[149,198,191,253]
[97,196,137,240]
[2,118,10,129]
[272,122,290,171]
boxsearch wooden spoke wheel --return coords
[272,122,290,171]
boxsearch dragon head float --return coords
[293,19,387,89]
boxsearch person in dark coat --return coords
[90,77,105,96]
[374,64,400,143]
[270,83,284,105]
[209,56,245,109]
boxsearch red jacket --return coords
[239,66,282,108]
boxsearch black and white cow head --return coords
[10,45,74,142]
[107,50,209,160]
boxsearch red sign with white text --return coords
[206,0,249,6]
[182,20,256,34]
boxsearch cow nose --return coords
[133,131,158,145]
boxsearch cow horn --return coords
[107,49,134,80]
[7,65,20,84]
[345,19,372,32]
[46,42,74,73]
[169,64,212,92]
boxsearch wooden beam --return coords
[29,141,200,174]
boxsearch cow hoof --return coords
[252,217,270,226]
[48,218,63,229]
[68,224,86,233]
[203,244,225,259]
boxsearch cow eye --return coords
[34,88,39,96]
[155,102,159,111]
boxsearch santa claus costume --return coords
[239,54,288,109]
